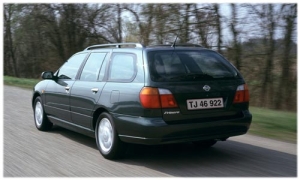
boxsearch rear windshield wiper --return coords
[170,73,214,80]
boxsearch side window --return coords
[108,53,137,82]
[58,53,87,80]
[98,57,107,81]
[80,53,107,81]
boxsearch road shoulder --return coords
[230,134,297,155]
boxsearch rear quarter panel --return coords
[97,49,146,116]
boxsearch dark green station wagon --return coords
[32,43,252,159]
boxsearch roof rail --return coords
[84,43,145,51]
[148,43,202,48]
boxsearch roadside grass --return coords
[249,107,297,143]
[4,76,40,89]
[3,75,297,143]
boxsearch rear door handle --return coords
[91,88,99,93]
[65,86,70,93]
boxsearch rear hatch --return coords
[146,49,248,123]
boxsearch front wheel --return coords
[34,96,53,131]
[95,112,126,159]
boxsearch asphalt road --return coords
[3,85,297,177]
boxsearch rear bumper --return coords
[113,110,252,145]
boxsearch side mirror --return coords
[41,71,54,79]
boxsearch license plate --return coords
[187,98,224,110]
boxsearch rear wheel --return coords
[95,112,126,159]
[34,96,53,131]
[193,139,217,148]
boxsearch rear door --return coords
[147,49,245,123]
[69,51,110,129]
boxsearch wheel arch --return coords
[92,107,109,130]
[32,92,41,108]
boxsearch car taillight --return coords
[233,84,249,103]
[158,89,178,108]
[139,87,160,108]
[139,87,178,109]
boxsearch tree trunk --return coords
[182,4,191,42]
[4,4,19,77]
[117,4,122,42]
[260,4,275,108]
[275,4,297,110]
[214,4,222,53]
[230,4,242,70]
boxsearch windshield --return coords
[147,50,239,82]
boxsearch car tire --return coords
[95,112,127,159]
[34,96,53,131]
[193,139,217,148]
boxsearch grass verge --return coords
[249,106,296,143]
[3,76,297,143]
[4,76,40,89]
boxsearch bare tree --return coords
[122,4,154,45]
[275,4,297,110]
[152,4,169,44]
[181,4,192,42]
[246,4,277,107]
[4,4,20,77]
[192,4,215,48]
[230,3,242,70]
[213,4,222,53]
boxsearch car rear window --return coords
[147,50,239,82]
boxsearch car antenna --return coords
[171,35,178,48]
